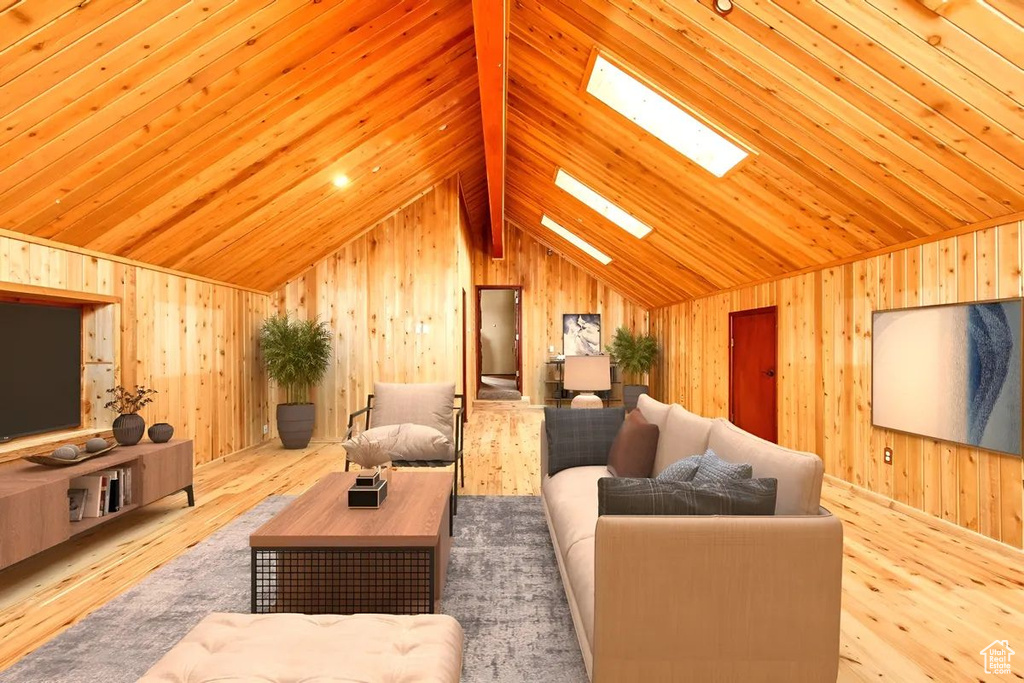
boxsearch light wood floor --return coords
[1,404,1021,681]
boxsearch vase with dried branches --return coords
[105,385,157,446]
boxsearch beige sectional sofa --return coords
[540,395,843,683]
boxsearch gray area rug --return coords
[0,496,587,683]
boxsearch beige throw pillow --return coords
[343,424,455,465]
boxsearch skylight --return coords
[586,54,749,177]
[540,215,612,265]
[554,169,652,239]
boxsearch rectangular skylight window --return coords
[541,215,612,265]
[586,54,749,177]
[555,169,652,238]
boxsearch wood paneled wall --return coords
[0,232,270,466]
[650,220,1024,548]
[273,177,474,439]
[474,226,649,403]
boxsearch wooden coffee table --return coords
[249,470,453,615]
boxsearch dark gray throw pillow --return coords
[598,477,778,516]
[691,448,753,485]
[545,406,626,476]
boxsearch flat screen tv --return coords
[872,299,1022,456]
[0,302,82,442]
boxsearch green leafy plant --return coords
[605,326,659,381]
[259,315,333,404]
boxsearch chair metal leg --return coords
[452,457,459,516]
[344,459,350,472]
[460,451,465,488]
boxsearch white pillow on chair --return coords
[343,424,455,465]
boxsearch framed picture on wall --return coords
[563,314,601,356]
[873,298,1023,456]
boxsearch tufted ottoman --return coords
[137,612,463,682]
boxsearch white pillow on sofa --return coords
[343,424,455,465]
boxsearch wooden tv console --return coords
[0,440,194,571]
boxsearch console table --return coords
[0,439,194,571]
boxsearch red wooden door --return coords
[729,307,778,443]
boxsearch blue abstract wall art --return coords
[873,299,1022,456]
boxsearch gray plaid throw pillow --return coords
[545,406,625,476]
[598,477,778,516]
[656,454,703,483]
[691,448,753,485]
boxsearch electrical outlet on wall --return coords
[263,424,269,435]
[883,447,893,465]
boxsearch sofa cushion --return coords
[372,382,455,442]
[138,612,463,683]
[652,404,714,476]
[597,477,778,516]
[655,454,702,483]
[691,448,753,485]
[607,409,659,477]
[636,393,671,431]
[565,536,596,650]
[544,407,625,476]
[542,465,609,560]
[708,419,824,515]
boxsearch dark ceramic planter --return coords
[277,403,315,449]
[113,413,146,446]
[623,384,649,412]
[148,422,174,443]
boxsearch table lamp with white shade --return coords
[564,355,611,409]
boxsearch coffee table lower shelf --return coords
[251,545,437,615]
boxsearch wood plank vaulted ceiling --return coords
[1,0,1022,307]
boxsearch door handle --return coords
[764,369,775,377]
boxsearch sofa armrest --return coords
[593,512,843,683]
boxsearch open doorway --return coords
[476,286,523,401]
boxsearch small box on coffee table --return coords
[349,471,388,508]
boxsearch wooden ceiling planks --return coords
[0,0,486,291]
[503,0,1024,307]
[0,0,1021,305]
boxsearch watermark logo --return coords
[980,640,1014,675]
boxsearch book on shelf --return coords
[69,475,104,518]
[68,488,87,522]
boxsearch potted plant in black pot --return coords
[260,314,332,449]
[105,385,157,446]
[606,326,659,411]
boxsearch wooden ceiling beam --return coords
[471,0,509,259]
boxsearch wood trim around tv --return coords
[0,282,121,306]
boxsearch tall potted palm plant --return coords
[260,315,332,449]
[606,326,659,411]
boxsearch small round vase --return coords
[113,413,145,446]
[148,423,174,444]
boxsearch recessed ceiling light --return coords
[555,169,652,238]
[372,166,381,173]
[439,124,448,131]
[540,215,612,265]
[332,174,350,188]
[586,54,749,177]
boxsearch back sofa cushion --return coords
[651,404,714,476]
[707,419,823,515]
[372,382,455,442]
[636,393,671,431]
